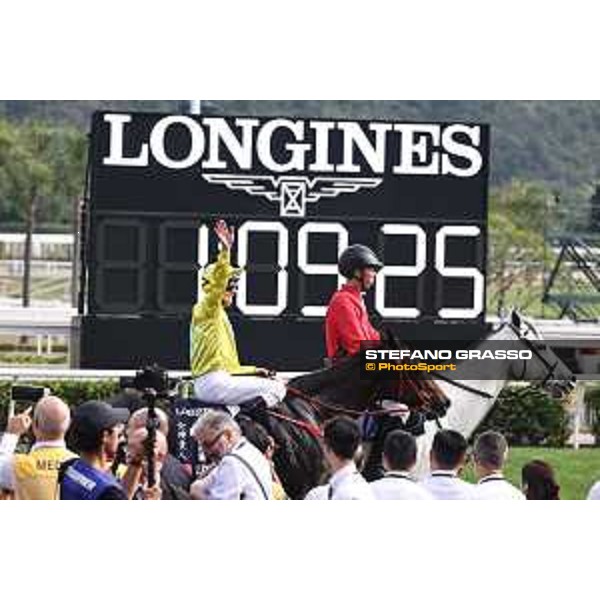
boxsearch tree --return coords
[10,124,54,306]
[0,119,86,306]
[487,180,551,316]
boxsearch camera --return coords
[11,385,48,402]
[119,364,171,396]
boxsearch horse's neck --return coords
[290,356,376,411]
[414,326,517,477]
[437,378,506,437]
[436,325,517,437]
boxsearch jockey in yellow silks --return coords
[190,220,286,408]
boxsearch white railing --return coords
[0,306,75,336]
[0,367,305,381]
[0,367,186,381]
[2,308,600,339]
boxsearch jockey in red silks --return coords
[325,244,383,363]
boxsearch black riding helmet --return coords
[338,244,383,279]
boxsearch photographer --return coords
[0,395,74,500]
[125,427,168,500]
[125,407,192,499]
[109,365,191,498]
[59,400,160,500]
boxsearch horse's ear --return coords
[511,310,522,330]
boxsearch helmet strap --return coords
[351,269,368,292]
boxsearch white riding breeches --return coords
[193,370,286,408]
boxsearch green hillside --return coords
[1,100,598,317]
[2,100,600,190]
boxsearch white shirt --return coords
[0,433,19,490]
[587,481,600,500]
[304,484,329,500]
[421,470,475,500]
[200,438,273,500]
[305,463,374,500]
[370,471,433,500]
[0,433,68,491]
[471,474,526,500]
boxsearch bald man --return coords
[0,395,76,499]
[125,428,169,500]
[126,407,169,438]
[124,407,191,500]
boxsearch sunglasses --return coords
[201,429,226,451]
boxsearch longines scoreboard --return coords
[77,112,490,370]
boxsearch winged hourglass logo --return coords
[202,174,382,217]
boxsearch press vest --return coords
[13,445,76,500]
[59,458,123,500]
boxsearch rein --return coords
[515,333,560,385]
[265,409,323,438]
[270,376,452,438]
[431,373,494,399]
[285,384,410,418]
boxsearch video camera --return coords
[118,364,173,487]
[119,364,173,397]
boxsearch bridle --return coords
[508,323,561,386]
[431,322,565,398]
[430,373,493,399]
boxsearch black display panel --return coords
[80,112,490,369]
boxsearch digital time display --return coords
[79,112,490,370]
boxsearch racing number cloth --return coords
[325,283,381,359]
[190,248,257,377]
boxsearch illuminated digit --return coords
[375,224,426,318]
[196,224,209,301]
[237,221,288,316]
[435,225,484,319]
[298,222,349,317]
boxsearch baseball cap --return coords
[72,400,130,437]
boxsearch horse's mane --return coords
[289,353,366,395]
[288,344,447,413]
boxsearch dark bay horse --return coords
[240,350,449,499]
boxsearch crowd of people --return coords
[303,415,561,500]
[0,392,596,500]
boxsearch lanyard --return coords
[479,475,505,485]
[328,470,359,499]
[384,473,413,481]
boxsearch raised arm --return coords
[193,220,237,318]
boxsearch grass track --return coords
[462,447,600,500]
